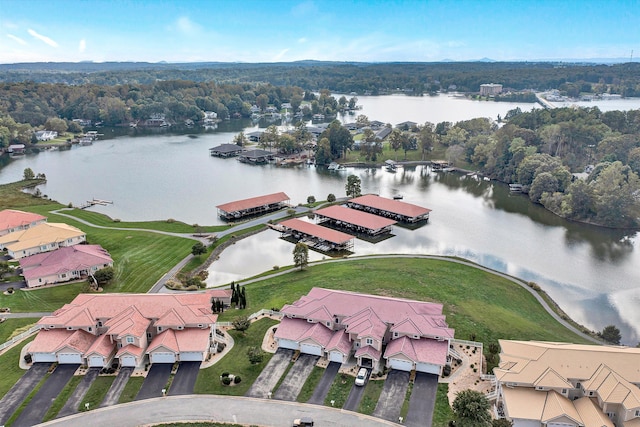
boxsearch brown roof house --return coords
[29,292,220,367]
[493,340,640,427]
[274,288,454,374]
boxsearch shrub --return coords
[6,287,14,294]
[273,265,280,270]
[222,377,232,385]
[166,218,176,223]
[234,376,242,384]
[113,218,121,223]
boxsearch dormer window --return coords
[561,389,567,394]
[413,334,419,339]
[98,321,103,327]
[177,326,183,330]
[393,332,399,338]
[366,338,373,345]
[67,326,73,330]
[307,318,314,323]
[126,336,134,344]
[158,326,163,332]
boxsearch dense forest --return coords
[2,61,640,96]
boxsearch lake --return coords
[1,93,639,344]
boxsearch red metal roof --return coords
[280,218,354,245]
[217,192,289,213]
[349,194,431,218]
[314,205,396,230]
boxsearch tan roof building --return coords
[494,340,640,427]
[0,222,86,259]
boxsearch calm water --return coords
[1,94,639,344]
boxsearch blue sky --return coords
[1,0,638,64]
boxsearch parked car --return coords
[355,367,368,386]
[292,417,314,426]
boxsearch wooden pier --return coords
[79,199,113,209]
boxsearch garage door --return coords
[180,351,203,361]
[329,351,344,363]
[120,355,137,367]
[33,353,57,363]
[151,352,176,364]
[277,339,299,350]
[58,353,83,364]
[389,358,413,371]
[416,362,440,375]
[300,343,323,356]
[88,355,105,367]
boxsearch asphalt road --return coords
[307,361,340,404]
[273,354,318,401]
[168,361,200,396]
[373,370,410,422]
[58,367,100,417]
[36,395,401,427]
[99,367,133,407]
[245,348,293,398]
[0,363,49,425]
[135,363,172,400]
[405,372,438,427]
[13,364,79,427]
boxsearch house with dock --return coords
[29,292,220,367]
[493,340,640,427]
[217,192,290,221]
[275,288,454,374]
[0,222,86,259]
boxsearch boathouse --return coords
[209,144,243,158]
[217,192,290,221]
[246,131,264,142]
[279,218,354,252]
[238,149,273,164]
[314,205,396,236]
[347,194,431,223]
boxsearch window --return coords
[177,326,183,330]
[88,327,92,332]
[589,391,594,396]
[393,332,399,338]
[126,336,134,344]
[98,321,103,327]
[366,338,373,345]
[635,410,640,417]
[147,332,152,339]
[307,318,314,323]
[335,318,339,324]
[561,389,567,394]
[326,322,331,327]
[158,327,163,332]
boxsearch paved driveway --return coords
[58,367,100,417]
[168,362,200,396]
[343,369,369,412]
[274,354,318,401]
[405,372,438,427]
[0,363,49,425]
[100,367,133,407]
[13,364,79,427]
[135,364,172,400]
[245,348,293,398]
[373,370,410,422]
[307,361,340,404]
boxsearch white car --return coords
[355,367,368,386]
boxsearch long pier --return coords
[79,199,113,209]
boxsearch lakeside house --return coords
[34,131,58,141]
[0,222,86,259]
[275,288,454,374]
[29,291,223,367]
[493,340,640,427]
[19,244,113,288]
[0,209,47,236]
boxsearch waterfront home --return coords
[0,222,86,259]
[0,209,47,236]
[34,131,58,141]
[7,144,26,155]
[493,340,640,427]
[275,288,454,374]
[19,244,113,288]
[30,292,220,367]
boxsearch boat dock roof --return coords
[279,218,354,245]
[314,205,396,233]
[217,192,289,214]
[347,194,431,222]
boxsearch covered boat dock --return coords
[314,205,396,236]
[238,149,273,164]
[347,194,431,223]
[209,144,243,158]
[217,192,289,221]
[279,218,354,252]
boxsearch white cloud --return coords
[273,48,289,61]
[79,39,86,53]
[28,29,58,47]
[7,34,27,45]
[172,16,201,36]
[298,37,307,44]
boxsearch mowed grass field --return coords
[217,257,592,346]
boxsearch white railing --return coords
[248,309,283,320]
[481,374,496,381]
[449,346,463,360]
[486,390,498,401]
[451,338,483,348]
[0,325,40,352]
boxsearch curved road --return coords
[36,395,400,427]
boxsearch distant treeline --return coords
[2,61,640,96]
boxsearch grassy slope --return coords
[0,318,38,342]
[218,258,590,345]
[0,180,58,210]
[0,337,35,398]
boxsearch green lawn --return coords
[0,284,84,313]
[43,375,83,421]
[118,376,144,404]
[358,379,385,414]
[433,384,455,427]
[80,376,115,411]
[0,180,58,210]
[0,337,35,398]
[296,366,324,402]
[194,318,278,396]
[323,372,352,407]
[218,257,591,346]
[0,318,38,343]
